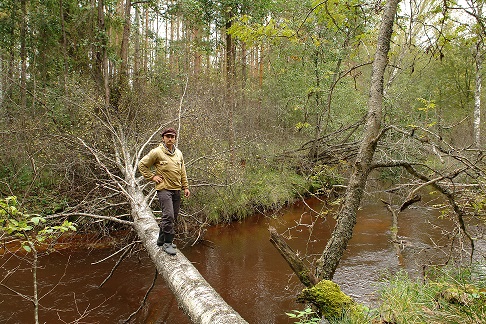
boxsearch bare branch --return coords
[91,241,140,265]
[48,212,133,226]
[99,243,135,288]
[78,137,131,199]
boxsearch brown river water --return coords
[0,196,465,323]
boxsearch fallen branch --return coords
[269,226,318,287]
[46,212,133,226]
[99,243,135,288]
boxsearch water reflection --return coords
[0,197,457,323]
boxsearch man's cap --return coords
[161,127,177,137]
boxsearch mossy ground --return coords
[297,280,354,319]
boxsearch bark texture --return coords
[125,170,247,323]
[315,0,401,280]
[474,38,482,148]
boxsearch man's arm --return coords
[138,150,157,181]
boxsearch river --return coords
[0,196,460,323]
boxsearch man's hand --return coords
[152,175,163,184]
[184,188,191,198]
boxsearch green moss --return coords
[297,280,354,319]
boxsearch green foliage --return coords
[465,185,486,221]
[190,165,309,223]
[286,307,321,324]
[378,267,486,324]
[0,196,76,251]
[0,164,69,215]
[309,164,345,193]
[228,16,297,46]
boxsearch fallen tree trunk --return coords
[269,226,318,287]
[125,171,247,323]
[78,121,247,323]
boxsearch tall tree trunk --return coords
[193,27,202,76]
[225,8,236,163]
[119,0,131,89]
[315,0,401,280]
[241,42,247,87]
[258,44,264,110]
[310,49,322,159]
[3,0,15,120]
[93,0,110,111]
[20,0,27,110]
[169,12,176,74]
[144,8,149,76]
[99,0,110,110]
[474,39,482,148]
[133,4,141,90]
[474,3,484,149]
[59,0,68,94]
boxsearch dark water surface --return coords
[0,197,456,323]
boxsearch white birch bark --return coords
[473,1,483,149]
[474,39,482,149]
[124,164,247,324]
[80,130,247,323]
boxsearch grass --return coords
[376,266,486,324]
[189,164,310,223]
[289,265,486,324]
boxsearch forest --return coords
[1,0,485,323]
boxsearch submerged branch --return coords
[99,243,135,288]
[124,269,158,323]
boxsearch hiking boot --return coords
[156,238,175,248]
[156,229,165,246]
[162,242,177,255]
[165,233,176,248]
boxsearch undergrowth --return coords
[377,266,486,324]
[288,265,486,324]
[189,165,310,223]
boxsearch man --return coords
[138,127,190,255]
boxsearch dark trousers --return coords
[157,189,181,236]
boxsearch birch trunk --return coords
[315,0,400,280]
[474,39,482,149]
[123,164,247,323]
